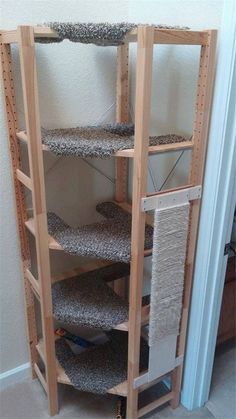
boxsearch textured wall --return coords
[0,0,223,374]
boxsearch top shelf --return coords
[1,26,209,46]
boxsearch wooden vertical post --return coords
[127,26,154,419]
[171,30,217,408]
[0,39,38,379]
[115,43,129,203]
[17,26,58,416]
[115,43,129,296]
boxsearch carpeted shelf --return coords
[47,202,153,263]
[52,264,129,330]
[40,123,188,158]
[52,263,150,330]
[37,22,189,46]
[55,330,149,394]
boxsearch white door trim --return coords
[181,0,236,409]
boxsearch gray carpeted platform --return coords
[41,124,187,158]
[42,123,188,158]
[55,331,149,394]
[37,22,189,46]
[47,202,153,263]
[52,264,150,330]
[52,267,129,330]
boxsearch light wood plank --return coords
[17,130,48,150]
[0,39,38,379]
[25,218,61,250]
[33,26,58,38]
[0,30,18,43]
[171,29,217,409]
[125,28,208,45]
[115,140,193,157]
[146,183,194,197]
[34,363,48,393]
[138,392,174,418]
[18,25,58,416]
[115,42,129,308]
[127,25,154,419]
[115,42,129,218]
[116,43,129,123]
[16,168,32,190]
[154,29,208,45]
[26,268,40,296]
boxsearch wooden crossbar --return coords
[34,363,48,393]
[138,392,174,418]
[0,30,18,43]
[16,169,32,190]
[25,268,40,297]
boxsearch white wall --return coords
[0,0,223,376]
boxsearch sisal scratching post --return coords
[132,203,191,385]
[149,203,190,345]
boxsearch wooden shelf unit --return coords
[0,25,217,418]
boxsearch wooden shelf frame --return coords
[1,26,209,46]
[0,24,217,419]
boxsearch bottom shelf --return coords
[56,358,128,397]
[36,331,149,397]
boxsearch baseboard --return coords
[0,362,31,390]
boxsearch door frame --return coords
[181,0,236,409]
